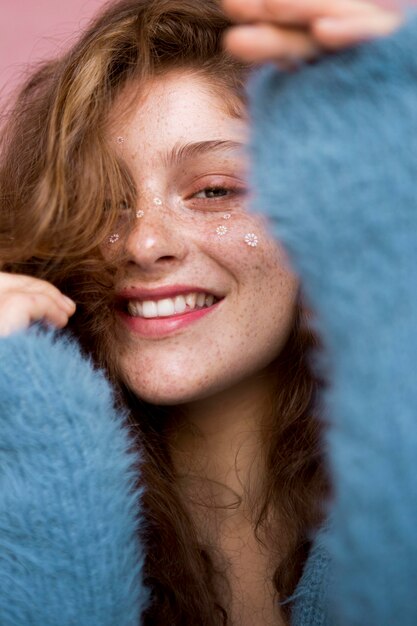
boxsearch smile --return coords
[116,287,223,338]
[127,292,218,319]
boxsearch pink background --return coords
[0,0,413,103]
[0,0,107,103]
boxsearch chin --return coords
[124,369,230,407]
[124,376,204,406]
[132,389,204,407]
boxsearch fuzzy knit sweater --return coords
[1,14,417,626]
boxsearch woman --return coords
[0,1,412,625]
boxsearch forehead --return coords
[109,71,248,156]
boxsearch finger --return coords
[223,0,380,26]
[0,293,73,337]
[0,272,75,312]
[223,23,321,64]
[313,11,403,49]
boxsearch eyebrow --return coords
[164,140,246,167]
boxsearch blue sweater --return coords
[1,15,417,626]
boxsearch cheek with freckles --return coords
[199,208,293,285]
[201,211,299,363]
[187,207,265,255]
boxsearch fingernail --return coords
[315,18,344,32]
[62,296,76,310]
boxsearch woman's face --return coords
[106,71,299,405]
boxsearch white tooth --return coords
[185,293,197,309]
[196,293,206,308]
[174,295,186,314]
[142,300,158,318]
[157,298,175,317]
[205,295,214,307]
[128,301,142,316]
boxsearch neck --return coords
[170,369,276,510]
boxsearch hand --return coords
[0,272,76,337]
[222,0,403,67]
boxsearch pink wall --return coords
[0,0,413,102]
[0,0,107,102]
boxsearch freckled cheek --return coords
[191,218,299,325]
[244,239,299,320]
[187,212,271,259]
[202,214,295,281]
[257,242,298,288]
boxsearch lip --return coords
[115,284,224,339]
[117,300,221,338]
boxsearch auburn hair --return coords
[0,1,330,624]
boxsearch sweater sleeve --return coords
[0,330,148,626]
[248,13,417,626]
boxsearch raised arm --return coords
[0,330,148,626]
[244,13,417,626]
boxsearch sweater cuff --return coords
[0,330,147,626]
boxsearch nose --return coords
[123,202,188,273]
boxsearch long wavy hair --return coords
[0,0,331,623]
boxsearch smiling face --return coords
[105,70,299,405]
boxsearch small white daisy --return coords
[108,233,120,244]
[153,197,163,206]
[244,233,258,247]
[116,136,124,144]
[223,213,231,220]
[216,225,228,236]
[136,210,145,218]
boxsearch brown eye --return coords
[194,187,230,199]
[119,200,131,212]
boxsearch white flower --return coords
[216,225,228,236]
[244,233,258,247]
